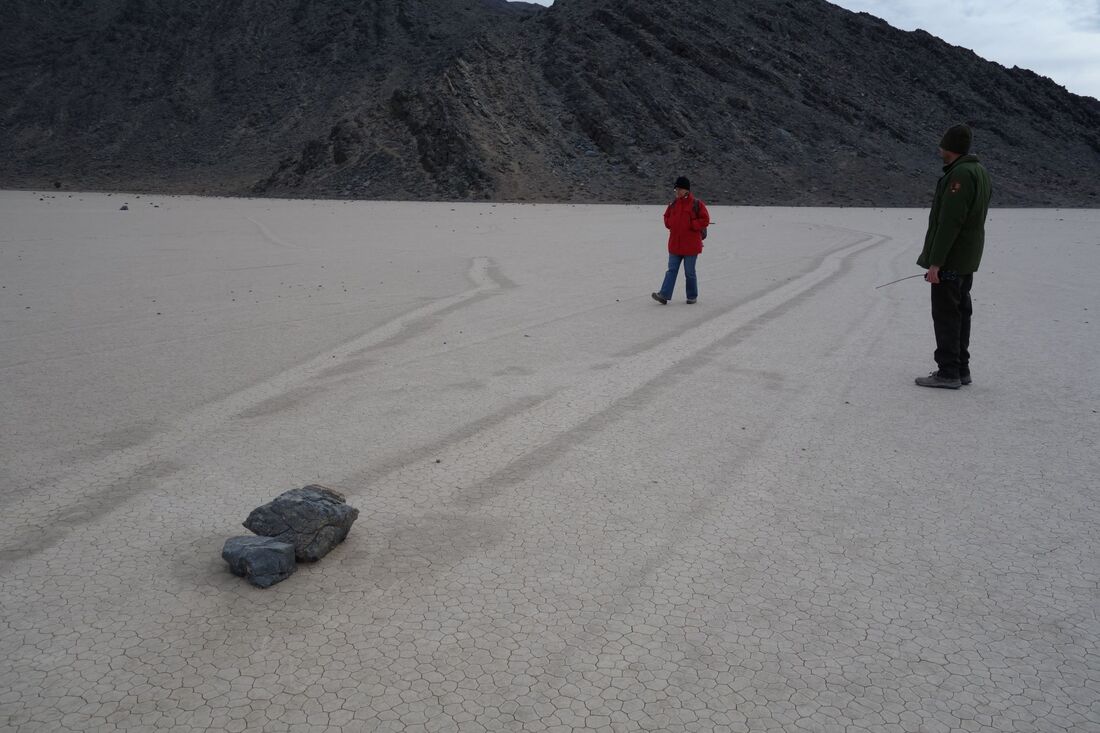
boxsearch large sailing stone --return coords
[243,485,359,561]
[222,536,296,588]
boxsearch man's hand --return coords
[924,265,941,284]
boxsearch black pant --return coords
[930,273,973,379]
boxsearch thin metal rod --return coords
[875,273,925,289]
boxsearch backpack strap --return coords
[693,198,708,240]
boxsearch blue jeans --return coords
[658,254,698,300]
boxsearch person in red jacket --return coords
[652,176,710,304]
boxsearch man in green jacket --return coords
[915,124,992,389]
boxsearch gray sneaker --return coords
[651,292,668,304]
[915,371,962,389]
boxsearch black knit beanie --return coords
[939,124,972,155]
[674,176,691,190]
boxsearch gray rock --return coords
[221,536,296,588]
[243,485,359,561]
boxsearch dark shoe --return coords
[915,371,962,389]
[686,298,697,304]
[960,373,972,386]
[651,292,668,304]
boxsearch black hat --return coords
[674,176,691,190]
[939,124,972,155]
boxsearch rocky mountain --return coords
[3,0,1098,206]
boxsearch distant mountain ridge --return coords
[2,0,1098,205]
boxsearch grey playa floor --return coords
[1,191,1098,732]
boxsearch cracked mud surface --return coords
[1,193,1098,732]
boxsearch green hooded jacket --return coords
[917,154,992,274]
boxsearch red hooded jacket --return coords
[664,193,710,256]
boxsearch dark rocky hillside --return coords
[2,0,1098,206]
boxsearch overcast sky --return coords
[523,0,1100,100]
